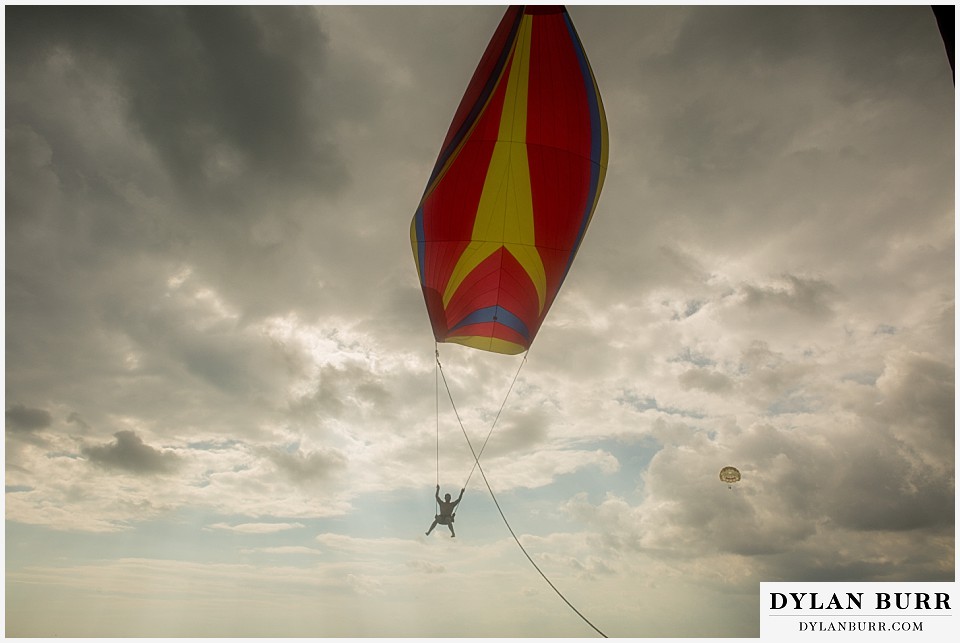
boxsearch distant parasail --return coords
[719,466,741,486]
[411,5,608,355]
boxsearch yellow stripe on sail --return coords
[442,15,546,313]
[446,335,526,355]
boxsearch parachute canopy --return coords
[411,5,608,355]
[719,466,741,484]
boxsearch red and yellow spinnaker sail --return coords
[411,5,608,355]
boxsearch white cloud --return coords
[208,522,305,534]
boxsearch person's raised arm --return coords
[435,484,441,503]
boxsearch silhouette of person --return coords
[426,484,464,537]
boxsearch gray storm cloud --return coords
[82,430,182,474]
[6,405,53,433]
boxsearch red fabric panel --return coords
[524,6,565,16]
[526,10,592,305]
[419,50,515,302]
[438,6,522,154]
[443,247,539,336]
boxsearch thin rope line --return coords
[435,352,607,639]
[470,449,608,638]
[462,352,527,490]
[433,350,526,497]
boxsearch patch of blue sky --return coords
[5,520,183,570]
[683,299,704,318]
[184,438,244,451]
[766,389,822,415]
[432,438,657,540]
[616,389,659,412]
[667,405,706,419]
[617,390,705,419]
[5,510,331,572]
[188,463,251,488]
[841,371,880,385]
[670,346,716,367]
[669,299,705,320]
[561,437,659,501]
[332,486,441,540]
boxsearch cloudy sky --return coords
[4,2,954,638]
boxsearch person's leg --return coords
[426,519,438,535]
[448,523,455,537]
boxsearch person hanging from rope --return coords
[425,484,464,537]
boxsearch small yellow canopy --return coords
[719,466,741,484]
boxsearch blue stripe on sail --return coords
[450,305,530,340]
